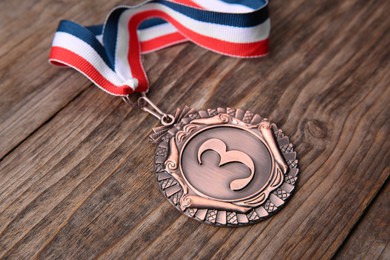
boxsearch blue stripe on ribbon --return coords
[87,24,104,36]
[159,0,268,27]
[139,18,167,30]
[219,0,267,9]
[103,7,128,70]
[57,20,114,70]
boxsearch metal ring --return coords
[161,114,175,126]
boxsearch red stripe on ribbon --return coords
[170,0,203,9]
[50,47,133,95]
[141,32,187,53]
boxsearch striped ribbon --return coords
[49,0,270,96]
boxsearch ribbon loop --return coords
[49,0,270,96]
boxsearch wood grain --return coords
[335,181,390,259]
[0,0,389,259]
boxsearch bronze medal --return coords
[150,107,299,226]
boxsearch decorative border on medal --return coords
[151,107,299,226]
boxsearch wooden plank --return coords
[335,182,390,259]
[0,0,141,159]
[0,0,389,259]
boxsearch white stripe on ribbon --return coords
[96,34,103,44]
[191,0,255,13]
[138,22,177,42]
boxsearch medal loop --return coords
[138,94,175,126]
[122,94,175,126]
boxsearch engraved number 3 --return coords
[197,138,255,191]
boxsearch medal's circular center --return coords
[180,125,273,201]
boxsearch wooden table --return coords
[0,0,389,259]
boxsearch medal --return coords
[49,0,299,226]
[151,106,298,226]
